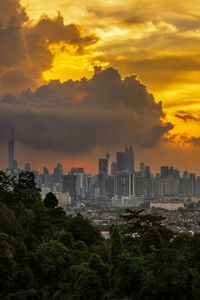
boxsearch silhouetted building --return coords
[62,175,76,203]
[8,127,16,171]
[124,145,134,172]
[53,163,63,183]
[105,149,111,175]
[134,172,145,196]
[43,167,49,175]
[70,168,85,175]
[116,146,134,173]
[97,159,108,198]
[99,159,108,174]
[160,166,169,178]
[24,163,31,172]
[116,152,125,172]
[140,162,145,176]
[114,172,134,197]
[111,162,118,175]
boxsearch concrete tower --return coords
[8,127,15,171]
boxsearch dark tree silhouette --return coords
[44,192,58,208]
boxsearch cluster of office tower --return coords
[6,129,200,205]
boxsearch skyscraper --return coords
[8,127,15,171]
[116,152,125,172]
[53,163,63,183]
[140,162,145,176]
[114,172,134,197]
[24,163,32,172]
[106,149,111,175]
[116,146,134,173]
[98,158,108,198]
[98,158,108,174]
[124,145,134,172]
[62,175,76,203]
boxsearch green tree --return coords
[3,289,38,300]
[0,203,23,237]
[72,241,89,264]
[16,267,35,290]
[35,240,73,290]
[91,240,111,264]
[72,264,103,300]
[44,192,58,208]
[13,172,41,207]
[121,208,172,243]
[141,227,163,253]
[111,226,123,264]
[0,234,16,296]
[15,203,36,234]
[111,252,144,299]
[89,254,109,288]
[70,214,100,246]
[142,248,192,300]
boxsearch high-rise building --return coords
[196,176,200,196]
[24,163,31,172]
[83,174,92,198]
[53,163,63,183]
[116,152,125,172]
[62,175,76,203]
[160,166,169,178]
[8,127,17,171]
[106,149,111,175]
[134,172,145,196]
[154,177,179,197]
[98,158,108,198]
[124,145,134,172]
[98,159,108,174]
[43,166,49,175]
[114,172,134,197]
[70,168,85,175]
[140,162,145,176]
[116,146,134,173]
[111,162,118,175]
[145,166,151,179]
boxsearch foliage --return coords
[0,173,200,299]
[43,192,58,208]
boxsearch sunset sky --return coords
[0,0,200,173]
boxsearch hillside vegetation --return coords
[0,171,200,300]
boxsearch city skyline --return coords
[5,130,200,180]
[6,143,199,206]
[3,129,200,175]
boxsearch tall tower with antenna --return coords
[8,127,15,171]
[106,147,111,175]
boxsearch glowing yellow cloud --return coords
[43,43,109,81]
[21,0,200,147]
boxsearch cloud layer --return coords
[0,0,97,93]
[0,67,172,154]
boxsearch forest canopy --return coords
[0,171,200,300]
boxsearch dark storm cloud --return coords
[30,15,98,46]
[0,0,98,93]
[0,0,27,26]
[0,18,27,68]
[0,67,173,154]
[175,110,200,122]
[188,137,200,147]
[178,135,200,147]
